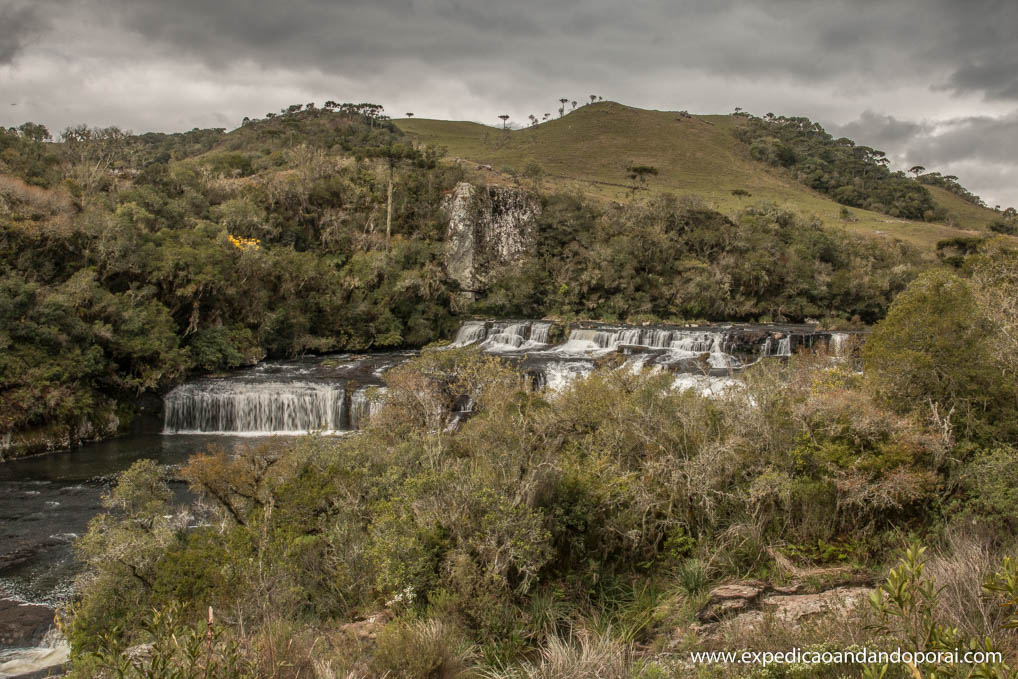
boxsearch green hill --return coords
[396,102,999,250]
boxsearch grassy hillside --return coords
[396,102,999,250]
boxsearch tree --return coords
[406,112,414,118]
[528,114,538,127]
[61,124,132,193]
[374,142,430,251]
[571,100,577,110]
[17,122,51,143]
[625,163,659,194]
[589,95,597,105]
[498,114,510,129]
[863,268,1017,439]
[909,165,926,177]
[542,113,551,121]
[558,98,569,116]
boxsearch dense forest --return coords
[4,102,1018,678]
[65,236,1018,679]
[1,106,929,456]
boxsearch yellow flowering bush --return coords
[227,234,260,250]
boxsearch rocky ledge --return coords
[692,579,871,638]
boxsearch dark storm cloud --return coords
[3,0,1018,204]
[0,2,46,64]
[49,0,1012,98]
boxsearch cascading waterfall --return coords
[162,322,851,437]
[349,387,387,430]
[452,321,489,346]
[451,320,553,351]
[164,381,348,434]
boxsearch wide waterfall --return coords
[163,322,858,435]
[164,381,349,434]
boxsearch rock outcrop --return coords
[444,182,540,295]
[690,580,871,638]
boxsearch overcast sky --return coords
[2,0,1016,207]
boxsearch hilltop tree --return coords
[571,100,577,110]
[589,95,597,105]
[542,113,551,121]
[528,114,538,127]
[498,114,510,129]
[558,98,569,116]
[909,165,926,177]
[324,100,338,110]
[406,112,414,118]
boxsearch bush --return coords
[863,268,1016,440]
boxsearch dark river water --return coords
[0,433,249,609]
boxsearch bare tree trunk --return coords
[386,164,394,252]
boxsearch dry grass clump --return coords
[0,174,73,217]
[481,630,632,679]
[926,531,1014,649]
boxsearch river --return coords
[0,320,851,674]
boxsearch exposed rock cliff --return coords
[444,182,540,294]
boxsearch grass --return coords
[396,102,1000,251]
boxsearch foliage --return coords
[866,542,1018,679]
[0,109,463,448]
[476,196,921,324]
[736,114,942,220]
[68,349,977,671]
[863,266,1018,441]
[917,172,985,207]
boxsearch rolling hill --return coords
[396,102,1000,251]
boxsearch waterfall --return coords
[529,322,552,344]
[538,361,596,391]
[0,626,69,677]
[349,387,387,430]
[164,381,348,434]
[672,374,742,397]
[452,321,488,346]
[451,320,553,351]
[829,332,848,356]
[483,322,529,350]
[776,337,792,357]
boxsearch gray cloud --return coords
[830,110,1018,208]
[1,0,1016,206]
[0,2,46,64]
